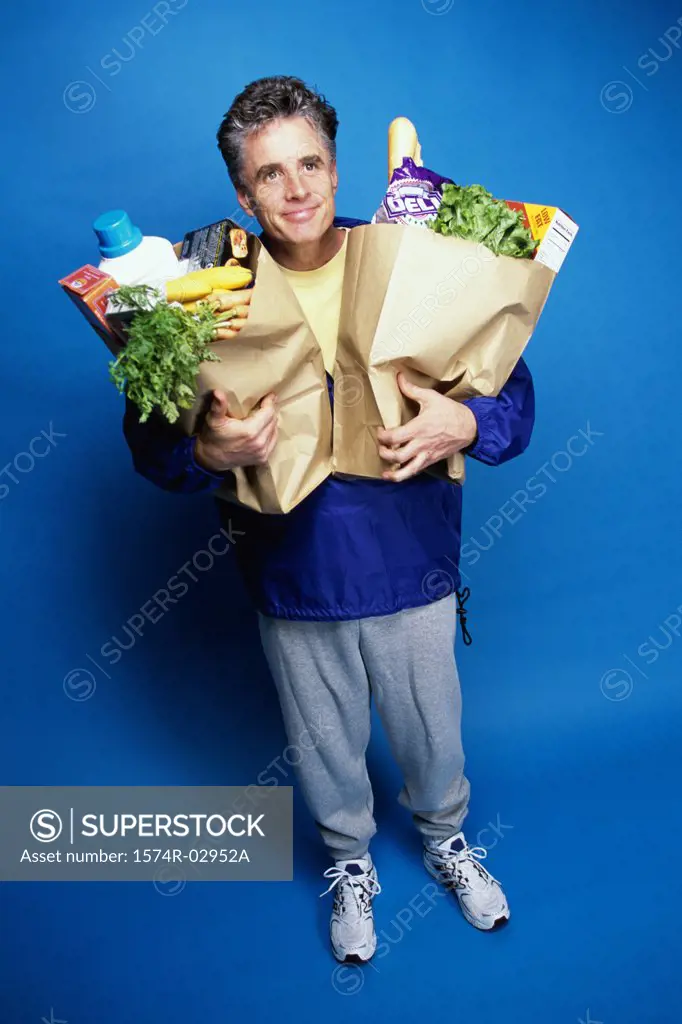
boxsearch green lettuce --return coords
[429,183,539,258]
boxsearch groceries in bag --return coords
[373,118,577,271]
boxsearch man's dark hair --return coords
[216,75,339,191]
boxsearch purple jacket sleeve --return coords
[122,397,231,494]
[461,355,535,466]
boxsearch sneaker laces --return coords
[319,863,382,917]
[431,842,498,894]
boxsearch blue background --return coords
[2,0,682,1020]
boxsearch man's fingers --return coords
[248,418,278,464]
[204,390,276,443]
[252,410,278,444]
[245,393,278,433]
[377,420,417,447]
[262,422,279,459]
[378,439,421,465]
[211,289,253,312]
[381,449,430,482]
[262,436,278,463]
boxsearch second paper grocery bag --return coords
[332,223,556,483]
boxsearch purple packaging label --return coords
[372,157,455,227]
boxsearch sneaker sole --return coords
[335,950,375,965]
[423,855,511,931]
[332,933,377,964]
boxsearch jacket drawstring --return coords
[455,587,472,646]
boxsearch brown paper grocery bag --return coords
[332,224,555,483]
[177,235,332,514]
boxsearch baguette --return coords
[388,116,423,182]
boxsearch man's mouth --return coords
[282,207,319,223]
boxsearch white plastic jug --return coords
[93,209,179,286]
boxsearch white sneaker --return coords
[423,832,510,930]
[319,853,382,963]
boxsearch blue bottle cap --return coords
[93,209,143,259]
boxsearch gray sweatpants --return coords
[257,594,470,862]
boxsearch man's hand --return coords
[194,390,279,473]
[377,371,478,482]
[210,288,252,341]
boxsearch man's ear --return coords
[331,159,338,194]
[236,187,256,219]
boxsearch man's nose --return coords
[283,168,309,200]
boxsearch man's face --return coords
[236,115,338,244]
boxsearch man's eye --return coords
[304,161,318,171]
[266,169,280,181]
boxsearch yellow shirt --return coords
[275,228,349,374]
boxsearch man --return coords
[123,75,535,964]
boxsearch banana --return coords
[200,265,253,290]
[165,265,253,304]
[165,277,212,303]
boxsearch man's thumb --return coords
[397,371,428,404]
[210,389,230,418]
[259,392,277,408]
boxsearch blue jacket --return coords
[122,215,535,621]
